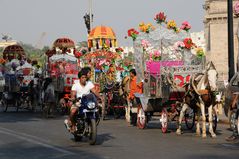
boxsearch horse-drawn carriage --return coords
[82,49,127,119]
[129,13,220,136]
[0,44,36,112]
[44,38,80,115]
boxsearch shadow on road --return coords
[96,133,115,145]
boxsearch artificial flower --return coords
[154,12,166,24]
[173,41,185,52]
[195,47,205,58]
[128,28,139,41]
[183,38,194,49]
[149,50,161,61]
[167,20,178,32]
[180,21,191,32]
[234,1,239,16]
[139,22,155,33]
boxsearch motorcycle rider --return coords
[64,69,102,132]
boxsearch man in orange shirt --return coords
[128,69,143,126]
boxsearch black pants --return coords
[233,109,239,136]
[130,112,137,126]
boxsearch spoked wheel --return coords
[0,100,8,112]
[185,107,195,130]
[137,105,147,129]
[237,113,239,136]
[161,108,168,133]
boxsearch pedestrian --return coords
[128,69,143,126]
[43,78,56,118]
[226,92,239,141]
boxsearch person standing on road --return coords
[43,78,56,118]
[226,92,239,141]
[128,69,143,126]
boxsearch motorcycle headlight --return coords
[87,102,96,109]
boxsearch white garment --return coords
[71,81,94,98]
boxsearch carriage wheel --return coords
[161,108,168,133]
[237,114,239,136]
[0,100,8,112]
[185,107,195,130]
[137,105,147,129]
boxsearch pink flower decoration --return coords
[234,1,239,15]
[180,21,191,32]
[154,50,161,57]
[141,40,151,48]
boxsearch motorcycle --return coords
[68,93,100,145]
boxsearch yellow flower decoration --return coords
[139,22,155,33]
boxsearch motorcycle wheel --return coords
[89,119,97,145]
[74,134,82,142]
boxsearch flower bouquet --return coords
[139,22,155,33]
[234,1,239,17]
[167,20,179,32]
[173,41,185,52]
[149,50,161,62]
[180,21,191,32]
[195,47,205,58]
[154,12,166,24]
[183,38,194,49]
[127,28,139,41]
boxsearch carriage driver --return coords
[128,69,143,126]
[64,69,102,132]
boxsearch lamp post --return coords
[228,0,235,81]
[84,0,93,34]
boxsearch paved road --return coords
[0,110,238,159]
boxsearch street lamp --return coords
[83,0,93,34]
[228,0,235,81]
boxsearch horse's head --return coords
[206,61,218,92]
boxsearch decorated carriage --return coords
[128,12,207,132]
[44,37,81,114]
[84,25,128,118]
[0,44,35,112]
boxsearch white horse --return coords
[176,61,220,138]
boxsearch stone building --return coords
[204,0,239,82]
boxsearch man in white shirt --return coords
[65,70,101,132]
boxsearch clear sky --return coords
[0,0,205,48]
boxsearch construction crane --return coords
[35,32,47,49]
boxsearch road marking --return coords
[0,127,75,155]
